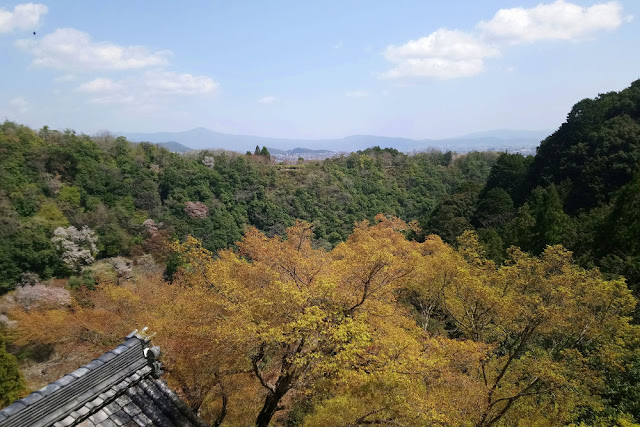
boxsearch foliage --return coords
[466,80,640,298]
[0,121,497,293]
[9,221,637,426]
[530,81,640,213]
[4,79,640,423]
[416,232,636,425]
[0,333,26,408]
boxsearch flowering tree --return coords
[184,201,209,219]
[202,156,215,169]
[10,284,71,311]
[51,226,98,272]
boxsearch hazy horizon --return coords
[118,125,554,142]
[1,1,638,139]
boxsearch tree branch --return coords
[251,344,275,393]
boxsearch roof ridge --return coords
[0,333,160,427]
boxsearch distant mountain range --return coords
[121,127,552,154]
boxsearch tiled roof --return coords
[0,332,207,427]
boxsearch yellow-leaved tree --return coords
[161,216,483,426]
[408,231,637,426]
[8,218,638,426]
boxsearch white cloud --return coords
[346,90,368,98]
[16,28,171,71]
[9,97,29,113]
[334,40,343,49]
[76,71,218,105]
[381,1,629,80]
[477,0,627,43]
[88,93,137,106]
[0,3,47,33]
[385,29,499,62]
[382,58,486,80]
[144,71,218,95]
[77,78,122,93]
[257,96,278,104]
[382,29,499,79]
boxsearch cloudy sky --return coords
[0,0,638,138]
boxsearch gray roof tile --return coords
[85,359,105,370]
[89,396,104,408]
[55,374,77,387]
[75,406,90,417]
[96,419,118,427]
[122,403,141,418]
[102,401,120,417]
[109,345,128,356]
[0,332,204,427]
[58,414,76,426]
[123,338,142,349]
[98,351,118,363]
[0,401,25,417]
[38,382,62,397]
[132,413,152,426]
[19,391,44,406]
[115,395,131,407]
[99,388,117,401]
[125,385,173,427]
[109,409,131,426]
[69,367,91,379]
[88,410,110,424]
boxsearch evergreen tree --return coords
[528,184,572,253]
[0,333,26,408]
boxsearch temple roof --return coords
[0,331,206,427]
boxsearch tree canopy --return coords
[9,219,638,426]
[0,120,497,293]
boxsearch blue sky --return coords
[0,0,638,139]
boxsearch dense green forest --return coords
[429,79,640,298]
[3,80,640,426]
[0,124,496,293]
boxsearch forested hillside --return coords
[3,80,640,426]
[431,79,640,297]
[0,123,496,293]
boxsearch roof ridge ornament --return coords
[143,345,163,378]
[126,328,163,377]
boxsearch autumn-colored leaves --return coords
[9,216,638,426]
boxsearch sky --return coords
[0,0,638,139]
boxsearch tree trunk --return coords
[255,373,294,427]
[212,381,228,427]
